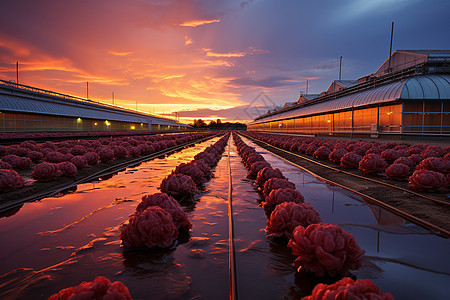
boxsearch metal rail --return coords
[238,133,450,238]
[227,136,238,300]
[0,133,222,213]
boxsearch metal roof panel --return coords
[250,75,450,125]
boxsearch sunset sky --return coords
[1,0,449,124]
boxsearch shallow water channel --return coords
[0,135,448,299]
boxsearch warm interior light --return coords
[77,117,82,122]
[131,126,135,130]
[94,122,98,125]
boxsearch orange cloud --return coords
[204,50,247,58]
[184,36,193,45]
[179,19,221,27]
[0,40,31,57]
[19,58,79,73]
[202,47,268,58]
[107,50,134,56]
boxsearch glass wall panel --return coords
[379,104,401,132]
[402,113,422,132]
[403,101,423,113]
[424,101,442,113]
[443,101,450,112]
[423,113,441,132]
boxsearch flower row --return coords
[48,134,230,299]
[0,132,215,193]
[119,133,230,249]
[232,133,393,300]
[0,130,176,140]
[245,132,449,192]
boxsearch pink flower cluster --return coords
[245,132,449,191]
[48,276,132,300]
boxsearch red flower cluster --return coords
[385,163,410,180]
[136,193,191,229]
[313,146,331,160]
[409,169,447,191]
[303,277,394,300]
[0,169,24,192]
[32,162,62,181]
[263,178,296,197]
[329,149,347,164]
[48,276,132,300]
[263,188,305,211]
[159,173,198,199]
[120,206,179,248]
[174,162,206,185]
[358,154,388,174]
[71,155,88,169]
[340,152,362,169]
[255,166,285,186]
[247,161,271,179]
[288,223,365,277]
[1,154,32,170]
[57,162,78,177]
[266,202,321,239]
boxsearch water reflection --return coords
[0,204,23,219]
[121,247,193,300]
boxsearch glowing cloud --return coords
[179,19,221,27]
[202,47,268,58]
[204,50,247,58]
[184,36,193,45]
[107,50,134,56]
